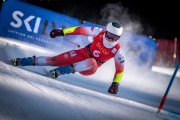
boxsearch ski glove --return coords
[108,82,119,94]
[50,28,64,38]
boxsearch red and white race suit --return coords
[36,26,125,83]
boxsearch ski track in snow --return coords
[0,37,180,120]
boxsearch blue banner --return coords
[0,0,102,50]
[123,33,157,68]
[0,0,157,68]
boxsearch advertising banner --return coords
[0,0,157,68]
[0,0,102,50]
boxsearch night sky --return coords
[1,0,179,39]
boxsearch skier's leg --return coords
[45,49,89,66]
[50,58,98,78]
[50,65,75,78]
[13,56,50,66]
[78,58,99,75]
[12,56,36,66]
[13,47,89,66]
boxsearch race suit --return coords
[36,26,125,83]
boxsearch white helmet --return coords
[103,22,123,48]
[106,22,123,37]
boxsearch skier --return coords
[12,21,125,94]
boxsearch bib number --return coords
[93,50,100,57]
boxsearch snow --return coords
[0,37,180,120]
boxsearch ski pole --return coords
[157,59,180,114]
[61,37,80,48]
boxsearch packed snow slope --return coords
[0,37,180,120]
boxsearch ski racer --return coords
[12,21,125,94]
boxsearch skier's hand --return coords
[50,28,64,38]
[108,82,119,94]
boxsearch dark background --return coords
[0,0,179,39]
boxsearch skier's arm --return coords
[113,48,125,83]
[108,48,125,94]
[50,26,102,38]
[63,26,102,37]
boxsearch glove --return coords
[50,28,64,38]
[108,82,119,94]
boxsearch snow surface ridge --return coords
[0,58,180,120]
[1,37,180,120]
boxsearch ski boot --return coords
[12,56,36,66]
[50,65,75,79]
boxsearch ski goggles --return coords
[105,31,120,41]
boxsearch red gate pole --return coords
[157,59,180,114]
